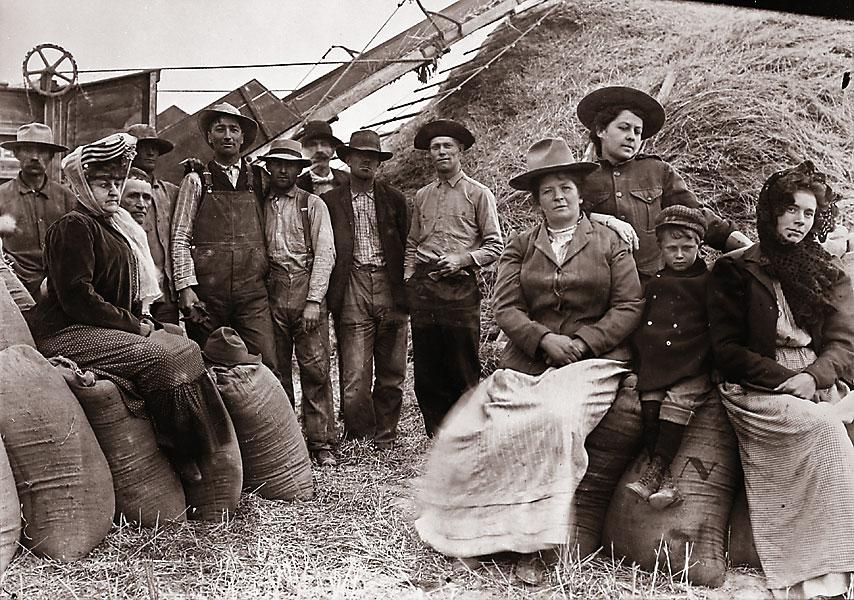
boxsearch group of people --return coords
[1,83,852,598]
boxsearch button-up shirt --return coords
[0,173,77,294]
[214,160,240,188]
[143,177,177,300]
[351,189,385,267]
[264,186,336,303]
[405,169,503,278]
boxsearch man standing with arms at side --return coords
[0,123,75,301]
[259,139,338,467]
[323,130,408,451]
[405,119,504,437]
[296,120,348,197]
[171,103,279,374]
[126,123,180,324]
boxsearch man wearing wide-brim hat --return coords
[0,122,76,302]
[295,120,349,197]
[170,102,279,376]
[258,139,338,466]
[405,119,503,437]
[321,129,408,451]
[126,123,180,324]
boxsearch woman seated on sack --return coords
[415,138,644,584]
[576,85,752,282]
[26,133,227,481]
[709,161,854,600]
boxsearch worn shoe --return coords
[649,467,684,509]
[374,440,395,451]
[516,555,547,586]
[626,455,665,501]
[313,450,337,467]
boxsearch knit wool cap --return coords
[654,205,706,240]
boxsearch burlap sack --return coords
[0,438,20,576]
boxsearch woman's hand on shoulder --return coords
[540,333,588,366]
[774,372,817,400]
[593,214,638,250]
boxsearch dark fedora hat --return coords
[295,120,344,147]
[414,119,475,151]
[508,137,598,191]
[126,123,174,155]
[337,130,393,162]
[1,123,68,153]
[257,139,311,168]
[576,86,666,139]
[202,327,262,367]
[197,102,259,151]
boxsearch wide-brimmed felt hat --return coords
[257,139,312,168]
[197,102,258,151]
[1,122,68,153]
[126,123,174,155]
[294,120,344,147]
[576,86,666,139]
[337,130,393,162]
[508,138,599,191]
[654,205,706,239]
[414,119,475,150]
[203,327,262,367]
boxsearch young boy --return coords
[627,205,715,509]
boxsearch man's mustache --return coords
[312,151,331,160]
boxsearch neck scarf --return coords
[309,169,334,185]
[62,134,162,310]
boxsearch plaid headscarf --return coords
[62,134,162,310]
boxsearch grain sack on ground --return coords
[53,360,187,527]
[210,363,313,501]
[0,345,114,560]
[602,391,740,587]
[728,486,761,569]
[0,272,33,351]
[0,437,20,576]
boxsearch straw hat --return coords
[126,123,174,155]
[1,123,68,152]
[197,102,258,151]
[202,327,262,367]
[508,138,598,191]
[576,86,666,139]
[414,119,475,150]
[257,139,311,168]
[336,130,393,162]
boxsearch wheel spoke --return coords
[36,48,50,68]
[56,73,74,84]
[50,54,69,71]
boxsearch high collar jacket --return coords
[708,244,854,389]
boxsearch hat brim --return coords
[1,140,68,153]
[202,349,263,367]
[577,86,666,139]
[337,145,393,162]
[135,137,174,155]
[198,108,259,151]
[414,120,475,150]
[258,154,312,168]
[508,161,599,192]
[297,132,344,148]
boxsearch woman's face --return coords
[597,109,643,163]
[87,173,124,214]
[776,189,817,245]
[536,172,582,228]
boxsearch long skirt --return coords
[414,359,629,558]
[720,346,854,597]
[36,324,227,461]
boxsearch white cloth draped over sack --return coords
[415,359,629,557]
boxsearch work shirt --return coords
[351,189,385,267]
[264,186,336,304]
[0,173,77,294]
[143,178,177,300]
[405,169,503,279]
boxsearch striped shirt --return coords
[351,189,385,267]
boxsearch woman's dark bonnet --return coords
[757,160,836,245]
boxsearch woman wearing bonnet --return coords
[26,133,226,480]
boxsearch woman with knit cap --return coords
[26,133,228,481]
[710,161,854,599]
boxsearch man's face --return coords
[207,116,244,160]
[345,150,380,183]
[133,140,160,175]
[120,178,153,224]
[428,136,462,176]
[13,144,54,180]
[266,159,302,193]
[301,138,334,169]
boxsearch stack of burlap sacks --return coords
[0,276,313,577]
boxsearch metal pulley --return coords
[22,43,78,97]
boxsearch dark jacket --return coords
[632,259,711,391]
[708,244,854,389]
[322,180,408,316]
[27,207,142,338]
[297,168,349,195]
[493,217,644,375]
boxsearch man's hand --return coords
[179,288,200,314]
[302,301,321,332]
[139,319,153,337]
[540,333,588,367]
[435,252,472,277]
[774,372,817,400]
